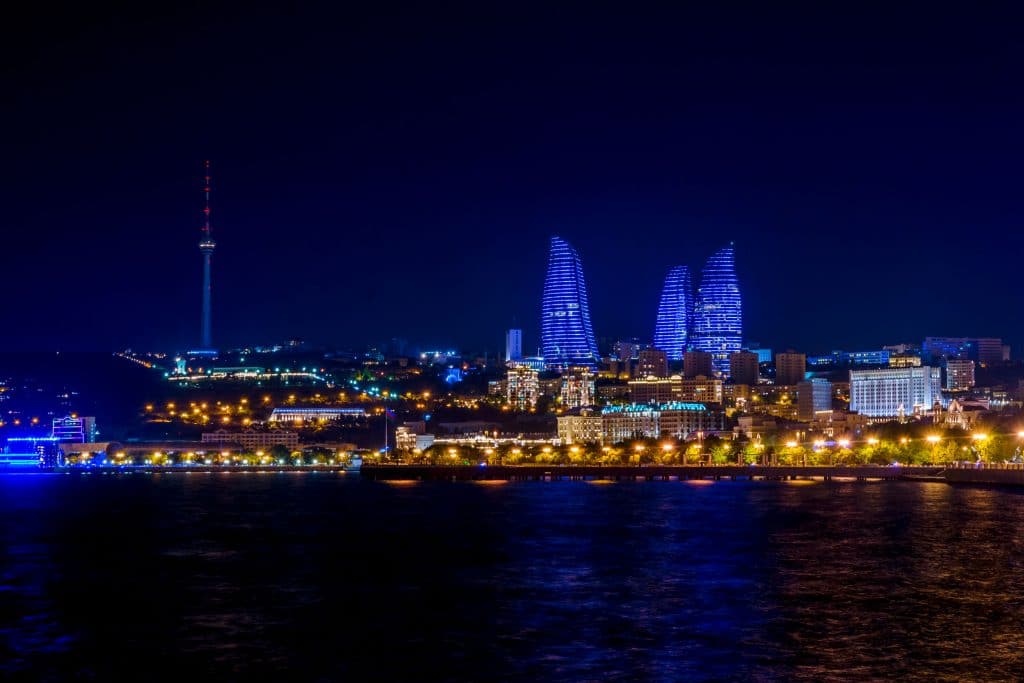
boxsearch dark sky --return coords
[5,3,1024,355]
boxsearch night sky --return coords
[5,4,1024,355]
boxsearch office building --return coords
[636,348,669,378]
[652,265,693,360]
[729,351,759,386]
[945,359,976,391]
[560,366,596,408]
[691,244,742,375]
[775,352,806,386]
[505,328,523,362]
[541,236,599,368]
[849,366,942,418]
[797,378,832,421]
[507,365,540,409]
[683,350,714,379]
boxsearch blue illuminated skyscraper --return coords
[541,236,598,368]
[653,266,692,361]
[692,244,742,376]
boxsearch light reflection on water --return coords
[1,474,1023,681]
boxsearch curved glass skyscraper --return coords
[692,244,742,375]
[653,265,692,361]
[541,236,598,368]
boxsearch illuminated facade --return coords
[505,328,523,362]
[560,366,596,408]
[507,364,540,409]
[541,236,598,368]
[51,415,97,443]
[653,265,692,360]
[691,244,742,376]
[945,359,975,391]
[601,402,724,443]
[849,366,941,418]
[557,409,603,445]
[797,379,832,421]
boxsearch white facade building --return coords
[849,366,941,418]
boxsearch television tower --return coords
[199,160,216,350]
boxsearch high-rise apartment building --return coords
[849,366,941,418]
[945,359,976,391]
[797,379,832,421]
[505,328,523,362]
[691,244,742,375]
[541,236,598,368]
[636,348,669,378]
[729,351,759,386]
[775,352,806,386]
[653,266,693,361]
[560,366,596,408]
[683,350,714,379]
[507,365,540,410]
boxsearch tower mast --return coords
[199,160,217,350]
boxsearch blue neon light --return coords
[653,265,693,361]
[692,244,742,376]
[541,236,598,369]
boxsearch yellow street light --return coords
[926,435,941,444]
[867,437,879,445]
[785,441,798,448]
[837,439,851,448]
[972,433,988,441]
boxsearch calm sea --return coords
[2,474,1023,681]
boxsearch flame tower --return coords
[198,160,216,350]
[653,265,693,361]
[541,236,598,369]
[692,244,742,376]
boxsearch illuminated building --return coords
[691,244,742,375]
[775,352,806,386]
[541,236,598,369]
[683,351,713,379]
[557,409,603,445]
[395,427,435,451]
[560,366,596,408]
[629,376,678,404]
[797,379,832,421]
[746,346,773,363]
[268,407,367,424]
[849,366,941,418]
[201,429,299,448]
[198,160,217,352]
[888,353,922,368]
[729,351,759,386]
[601,402,724,443]
[628,375,723,404]
[945,359,975,391]
[51,415,97,443]
[1,437,60,467]
[505,328,523,362]
[923,337,1006,364]
[653,265,692,360]
[807,350,890,368]
[507,364,540,409]
[636,348,669,378]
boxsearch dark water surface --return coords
[2,474,1024,681]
